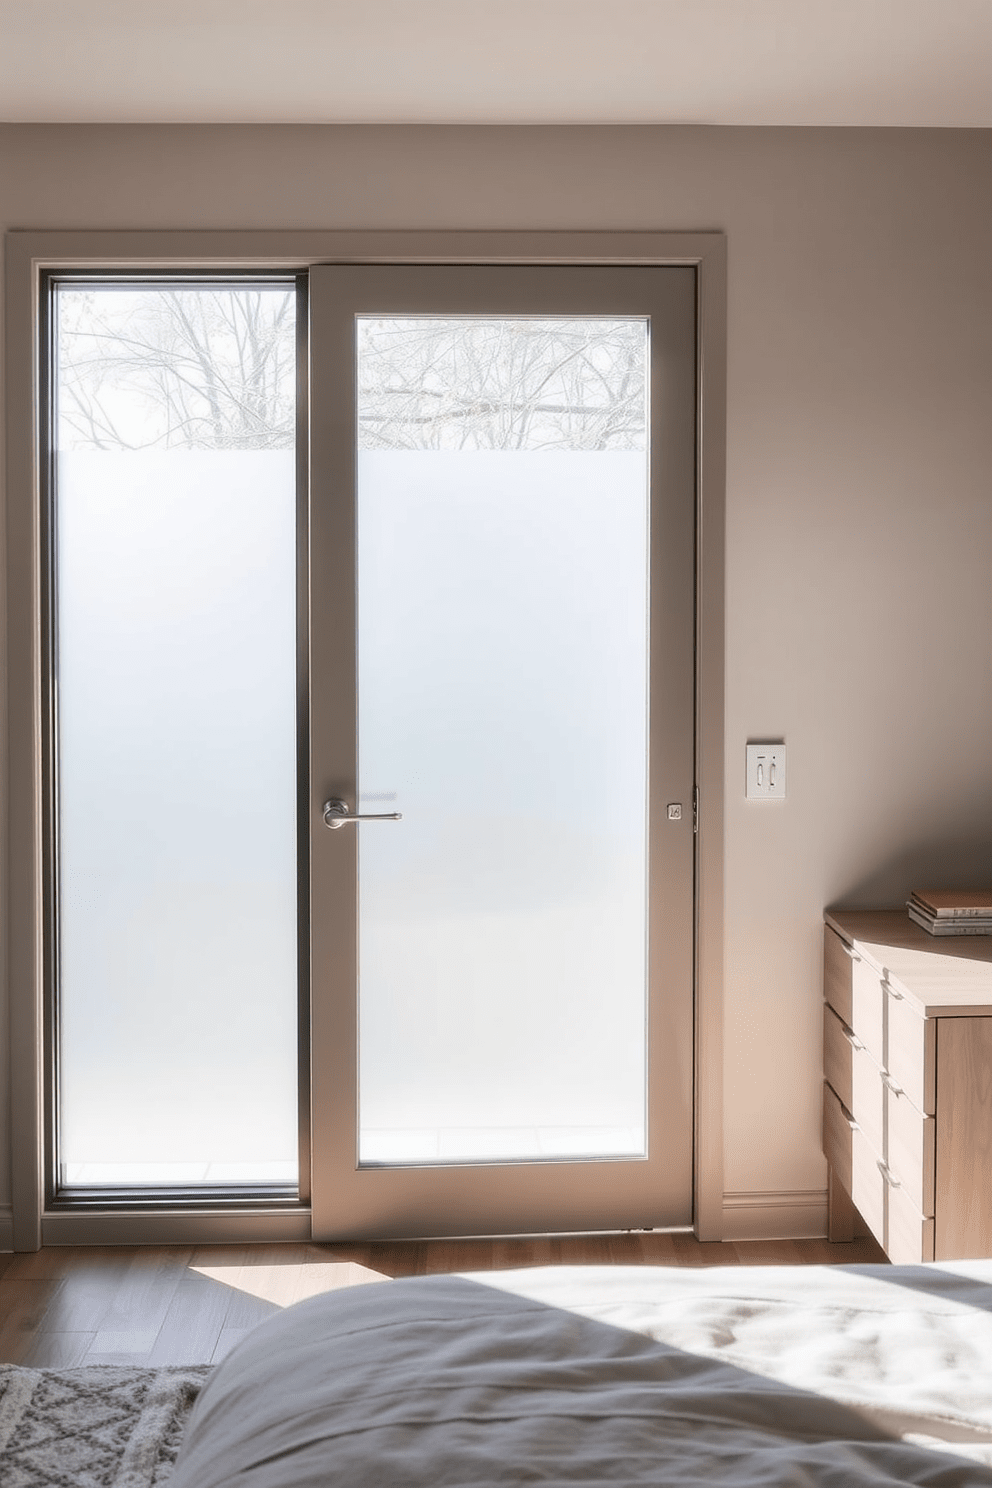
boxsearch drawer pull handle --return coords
[839,943,862,962]
[876,1159,901,1188]
[881,1072,904,1097]
[841,1024,864,1052]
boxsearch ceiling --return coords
[1,0,990,126]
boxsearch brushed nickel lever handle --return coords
[323,797,403,829]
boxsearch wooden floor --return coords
[0,1231,887,1368]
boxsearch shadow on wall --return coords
[832,834,992,910]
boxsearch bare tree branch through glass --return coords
[58,293,646,454]
[57,286,297,451]
[358,318,647,451]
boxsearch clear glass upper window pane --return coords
[58,285,297,452]
[357,317,647,451]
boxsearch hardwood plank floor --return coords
[0,1231,887,1367]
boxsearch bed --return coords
[171,1260,992,1486]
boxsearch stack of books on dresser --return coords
[907,888,992,936]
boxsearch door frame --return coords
[3,230,726,1251]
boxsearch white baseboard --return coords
[0,1205,13,1252]
[721,1189,828,1242]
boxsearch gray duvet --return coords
[171,1261,992,1485]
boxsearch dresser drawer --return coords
[823,1080,934,1259]
[824,997,935,1215]
[823,1003,883,1157]
[887,1176,934,1264]
[822,1081,885,1249]
[885,990,935,1115]
[886,1084,935,1216]
[824,926,884,1067]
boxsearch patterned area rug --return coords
[0,1365,210,1487]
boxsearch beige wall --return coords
[3,125,991,1229]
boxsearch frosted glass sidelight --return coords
[54,285,299,1188]
[356,317,649,1166]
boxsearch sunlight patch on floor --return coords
[191,1261,390,1306]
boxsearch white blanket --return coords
[172,1261,992,1486]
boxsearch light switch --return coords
[746,742,786,799]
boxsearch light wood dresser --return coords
[823,908,992,1262]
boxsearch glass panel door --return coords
[310,267,696,1240]
[50,281,301,1195]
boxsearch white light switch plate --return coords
[746,742,786,799]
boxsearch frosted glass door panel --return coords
[54,285,299,1188]
[356,317,650,1166]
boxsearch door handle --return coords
[323,797,403,829]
